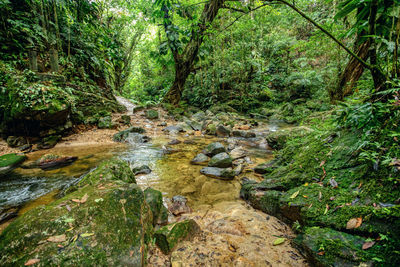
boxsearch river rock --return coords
[296,227,368,266]
[163,125,184,134]
[168,139,181,145]
[6,136,27,148]
[200,167,236,180]
[37,135,61,149]
[146,109,159,119]
[232,130,256,138]
[154,219,200,254]
[254,161,277,174]
[190,153,209,165]
[192,111,206,121]
[229,146,248,160]
[208,152,232,168]
[205,123,217,135]
[203,142,226,157]
[133,165,151,175]
[144,187,168,226]
[119,115,131,125]
[113,126,146,142]
[216,124,231,137]
[185,119,202,131]
[37,154,78,170]
[0,159,153,266]
[168,195,192,216]
[98,116,112,129]
[0,153,27,176]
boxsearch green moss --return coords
[145,109,159,119]
[0,159,152,266]
[0,153,27,168]
[154,219,200,254]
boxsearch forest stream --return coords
[0,98,307,266]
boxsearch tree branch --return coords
[267,0,374,70]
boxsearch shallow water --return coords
[0,126,276,217]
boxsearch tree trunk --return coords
[164,59,192,105]
[331,40,370,101]
[162,0,225,105]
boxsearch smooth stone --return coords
[200,167,236,180]
[191,153,209,165]
[168,139,181,145]
[133,165,152,175]
[168,195,192,216]
[229,146,248,160]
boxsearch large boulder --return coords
[216,124,231,137]
[0,159,153,266]
[208,152,232,168]
[0,153,27,176]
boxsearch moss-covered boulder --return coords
[200,167,236,180]
[145,110,159,120]
[119,115,131,126]
[295,227,369,267]
[0,153,27,176]
[0,158,152,266]
[154,219,200,254]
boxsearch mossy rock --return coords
[0,158,152,266]
[203,142,226,157]
[113,127,146,142]
[97,116,112,129]
[78,159,136,186]
[144,187,168,226]
[145,110,159,120]
[208,152,232,168]
[205,123,217,135]
[295,227,369,267]
[0,153,27,175]
[120,115,131,126]
[37,135,61,149]
[154,219,200,254]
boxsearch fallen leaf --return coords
[303,195,308,198]
[329,178,338,188]
[290,190,300,199]
[324,204,329,215]
[304,182,309,186]
[71,199,81,203]
[273,237,286,246]
[47,234,66,243]
[330,196,335,201]
[239,125,250,130]
[66,205,71,212]
[362,241,375,250]
[346,217,362,230]
[318,191,322,201]
[355,217,363,228]
[24,259,40,266]
[320,160,326,167]
[317,251,325,256]
[81,233,95,238]
[80,194,89,204]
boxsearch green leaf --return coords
[273,238,286,246]
[290,190,300,199]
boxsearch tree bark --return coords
[331,40,370,101]
[163,0,225,105]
